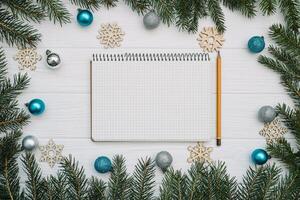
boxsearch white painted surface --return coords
[3,1,291,182]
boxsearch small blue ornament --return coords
[77,9,93,26]
[248,36,265,53]
[251,149,270,165]
[94,156,112,173]
[25,98,45,115]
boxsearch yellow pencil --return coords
[216,51,222,146]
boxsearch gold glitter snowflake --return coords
[40,139,64,168]
[187,142,213,163]
[14,48,41,70]
[197,27,225,52]
[259,118,288,144]
[97,23,125,48]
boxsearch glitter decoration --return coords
[197,27,225,52]
[97,23,125,48]
[187,142,213,163]
[40,139,64,168]
[259,118,288,144]
[14,48,42,70]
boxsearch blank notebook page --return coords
[91,50,213,141]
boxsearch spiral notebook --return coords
[90,50,213,141]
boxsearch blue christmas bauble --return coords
[77,9,93,26]
[94,156,112,173]
[26,99,45,115]
[251,149,270,165]
[248,36,265,53]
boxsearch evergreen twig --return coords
[36,0,71,25]
[21,152,47,200]
[88,177,107,200]
[0,131,22,200]
[1,0,46,23]
[107,155,131,200]
[130,157,155,200]
[60,155,89,200]
[0,8,41,47]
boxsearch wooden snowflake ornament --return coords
[197,27,225,52]
[187,142,213,163]
[40,139,64,168]
[259,118,288,144]
[97,23,125,48]
[14,48,41,70]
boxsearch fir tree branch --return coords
[159,168,188,200]
[0,63,30,132]
[21,152,47,200]
[175,0,194,33]
[0,131,22,200]
[0,48,8,83]
[238,164,281,199]
[60,155,89,200]
[279,78,300,107]
[208,162,237,199]
[88,177,107,200]
[273,173,300,199]
[130,157,155,200]
[152,0,175,26]
[69,0,103,10]
[49,173,68,200]
[1,0,46,23]
[208,0,225,33]
[0,8,41,47]
[36,0,71,26]
[268,24,300,60]
[124,0,151,15]
[268,45,299,70]
[222,0,256,18]
[101,0,119,8]
[259,0,277,15]
[278,0,300,33]
[267,138,299,172]
[276,104,300,143]
[107,155,131,200]
[258,55,292,76]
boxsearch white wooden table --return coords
[4,1,290,182]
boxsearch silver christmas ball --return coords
[22,135,38,151]
[155,151,173,172]
[143,11,160,30]
[258,106,276,123]
[46,50,61,69]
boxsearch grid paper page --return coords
[91,53,213,141]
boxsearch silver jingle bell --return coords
[22,135,38,151]
[46,50,61,69]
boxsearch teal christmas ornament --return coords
[77,9,93,26]
[251,149,270,165]
[25,98,45,115]
[94,156,112,173]
[248,36,265,53]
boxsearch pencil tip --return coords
[217,51,220,56]
[217,139,221,146]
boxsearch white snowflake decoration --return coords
[197,27,225,52]
[97,23,125,48]
[14,48,41,70]
[187,142,213,163]
[40,139,64,168]
[259,118,288,144]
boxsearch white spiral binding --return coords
[92,53,210,62]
